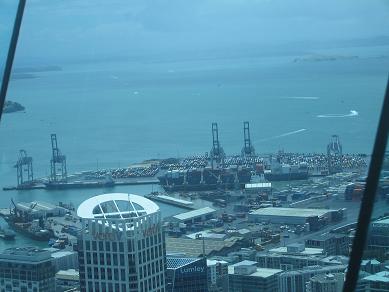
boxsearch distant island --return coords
[293,54,359,63]
[11,65,62,80]
[3,101,25,113]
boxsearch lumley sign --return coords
[180,266,205,274]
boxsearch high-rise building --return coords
[207,259,229,292]
[0,247,56,292]
[228,260,282,292]
[166,256,208,292]
[278,265,347,292]
[305,233,351,256]
[55,269,80,292]
[306,273,344,292]
[366,218,389,260]
[77,193,166,292]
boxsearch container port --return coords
[2,125,368,194]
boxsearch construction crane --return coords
[241,121,255,157]
[50,134,67,182]
[15,149,33,187]
[327,135,342,156]
[327,135,343,173]
[210,123,225,166]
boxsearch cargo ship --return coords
[158,166,252,192]
[0,226,15,240]
[263,161,309,181]
[5,219,53,241]
[44,180,115,190]
[2,199,55,241]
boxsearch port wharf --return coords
[144,193,195,210]
[3,151,368,192]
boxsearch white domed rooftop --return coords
[77,193,159,220]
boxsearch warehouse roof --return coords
[166,237,241,257]
[269,246,323,255]
[249,207,334,218]
[173,207,216,221]
[363,271,389,283]
[16,201,62,213]
[372,218,389,226]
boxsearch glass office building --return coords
[166,256,208,292]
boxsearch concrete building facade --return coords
[0,247,56,292]
[77,193,166,292]
[228,260,282,292]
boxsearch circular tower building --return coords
[77,193,166,292]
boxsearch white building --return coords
[248,207,337,225]
[77,193,166,292]
[207,259,229,291]
[16,201,67,219]
[172,207,216,224]
[228,260,283,292]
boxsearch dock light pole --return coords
[196,233,206,258]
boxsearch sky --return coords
[1,0,389,65]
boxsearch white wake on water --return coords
[281,96,320,100]
[256,129,307,142]
[317,110,359,118]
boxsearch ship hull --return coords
[264,172,308,181]
[4,218,54,241]
[44,182,114,190]
[158,167,251,192]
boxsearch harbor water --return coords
[0,44,389,250]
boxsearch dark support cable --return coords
[343,76,389,292]
[0,0,26,122]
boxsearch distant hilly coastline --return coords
[11,65,62,80]
[293,54,359,63]
[3,101,25,114]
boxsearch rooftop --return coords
[269,246,323,255]
[361,259,381,266]
[245,182,272,189]
[372,218,389,226]
[166,257,200,269]
[77,193,159,219]
[157,195,194,206]
[228,262,283,278]
[173,207,216,221]
[207,259,228,266]
[166,236,241,257]
[16,201,62,212]
[56,269,79,281]
[0,247,52,262]
[280,265,347,276]
[231,260,257,267]
[364,271,389,283]
[307,233,347,241]
[51,251,77,258]
[186,230,227,240]
[249,207,334,218]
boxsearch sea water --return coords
[0,44,388,250]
